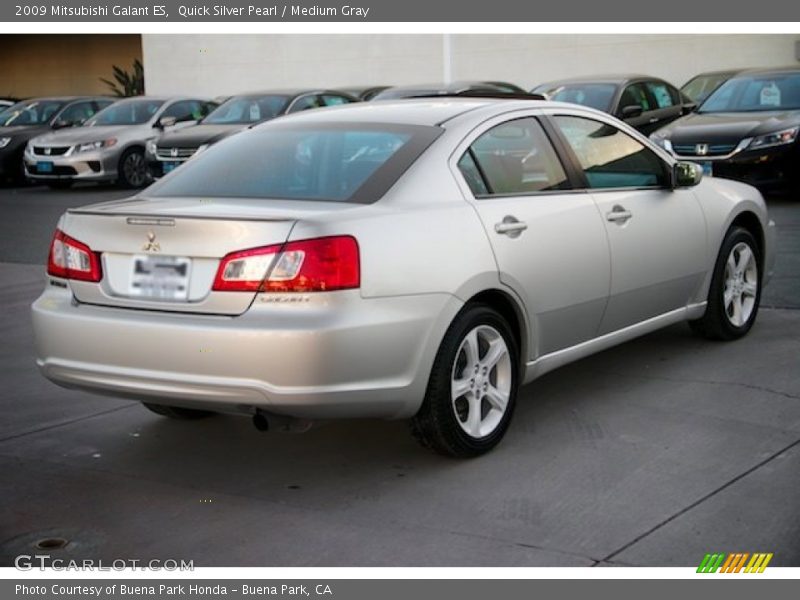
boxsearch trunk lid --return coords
[61,196,351,315]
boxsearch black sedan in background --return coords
[0,96,114,183]
[147,89,358,178]
[651,67,800,192]
[680,69,743,104]
[532,75,695,134]
[372,81,527,100]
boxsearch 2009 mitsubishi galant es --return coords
[32,99,776,457]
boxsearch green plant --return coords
[100,59,144,97]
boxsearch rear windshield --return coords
[699,73,800,113]
[538,83,617,112]
[88,99,165,125]
[0,100,67,126]
[203,95,290,124]
[149,122,442,203]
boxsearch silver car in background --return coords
[25,96,214,188]
[31,99,775,456]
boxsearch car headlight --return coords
[76,138,117,153]
[0,137,11,149]
[145,139,157,156]
[748,126,799,150]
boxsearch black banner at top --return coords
[2,0,800,22]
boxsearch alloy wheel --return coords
[723,241,758,327]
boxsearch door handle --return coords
[649,117,659,124]
[495,216,528,238]
[606,205,633,223]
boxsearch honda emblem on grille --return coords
[142,231,161,252]
[44,147,51,155]
[170,147,178,158]
[695,143,709,156]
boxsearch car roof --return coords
[730,66,800,77]
[11,96,110,103]
[534,74,660,88]
[254,97,582,127]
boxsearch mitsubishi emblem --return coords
[142,231,161,252]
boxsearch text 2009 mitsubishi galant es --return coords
[32,98,776,457]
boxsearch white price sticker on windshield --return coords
[760,83,781,107]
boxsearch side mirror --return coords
[674,161,703,187]
[156,115,177,129]
[620,105,643,119]
[681,102,698,115]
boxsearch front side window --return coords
[553,115,668,189]
[149,122,441,204]
[288,95,324,113]
[56,101,98,126]
[619,84,652,112]
[645,82,675,108]
[88,99,165,126]
[458,117,569,196]
[321,95,354,107]
[161,100,205,123]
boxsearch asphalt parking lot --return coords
[0,183,798,567]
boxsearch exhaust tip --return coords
[252,413,270,432]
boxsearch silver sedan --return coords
[31,99,776,456]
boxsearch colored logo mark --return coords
[697,552,773,573]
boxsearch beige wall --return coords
[0,35,142,98]
[141,34,799,97]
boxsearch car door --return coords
[454,114,611,359]
[549,113,707,335]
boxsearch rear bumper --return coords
[32,284,461,420]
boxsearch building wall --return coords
[0,35,142,98]
[141,34,799,97]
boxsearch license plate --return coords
[162,161,181,174]
[37,161,54,173]
[130,255,191,301]
[701,161,713,177]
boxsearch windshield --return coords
[681,73,732,103]
[0,100,67,126]
[149,122,442,203]
[699,73,800,113]
[87,99,165,125]
[202,95,290,124]
[540,84,617,112]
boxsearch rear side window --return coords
[553,115,669,189]
[150,122,442,204]
[288,95,324,113]
[458,117,569,196]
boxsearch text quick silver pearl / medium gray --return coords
[31,99,776,456]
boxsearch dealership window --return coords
[554,115,668,189]
[458,118,569,196]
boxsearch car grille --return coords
[156,147,197,160]
[672,143,738,157]
[33,146,70,156]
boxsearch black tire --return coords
[142,402,215,420]
[117,147,148,188]
[690,226,761,340]
[46,181,73,190]
[411,304,519,458]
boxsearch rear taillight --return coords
[47,229,103,282]
[212,235,360,293]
